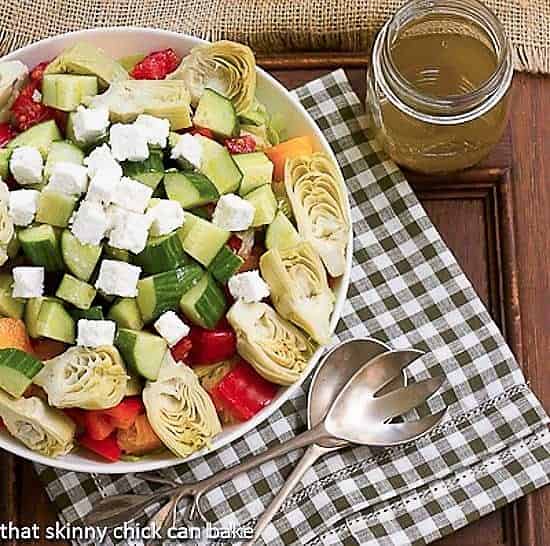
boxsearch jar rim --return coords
[373,0,513,125]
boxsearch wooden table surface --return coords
[1,58,549,546]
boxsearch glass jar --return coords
[366,0,513,174]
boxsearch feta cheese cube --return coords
[48,162,89,195]
[108,209,151,254]
[134,114,170,148]
[12,266,44,298]
[32,89,42,103]
[212,193,255,231]
[146,199,184,236]
[73,106,110,144]
[9,146,43,186]
[86,170,119,205]
[109,123,149,162]
[228,270,270,303]
[170,133,202,168]
[76,319,116,347]
[95,259,141,297]
[71,201,109,245]
[111,176,153,213]
[8,189,40,226]
[84,144,123,179]
[154,311,190,347]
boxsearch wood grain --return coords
[1,60,548,546]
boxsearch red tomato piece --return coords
[189,326,237,365]
[102,397,144,430]
[79,434,122,462]
[224,135,256,154]
[10,82,55,132]
[29,61,50,83]
[0,123,16,147]
[130,48,180,80]
[171,336,193,363]
[227,235,243,252]
[84,411,116,441]
[190,126,216,140]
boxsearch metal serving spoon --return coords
[85,339,445,532]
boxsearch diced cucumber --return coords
[44,140,84,180]
[25,297,51,338]
[265,211,301,251]
[164,171,219,209]
[18,224,64,271]
[0,349,43,398]
[0,274,24,319]
[7,120,62,158]
[6,231,20,260]
[122,148,164,190]
[179,273,226,329]
[70,306,104,321]
[107,298,144,330]
[42,74,98,112]
[233,152,274,196]
[61,230,102,282]
[245,184,278,226]
[193,89,239,138]
[104,245,130,263]
[35,299,75,343]
[115,329,167,381]
[137,264,203,323]
[197,136,242,195]
[36,190,78,227]
[178,213,230,267]
[208,246,244,284]
[133,231,189,274]
[239,108,268,127]
[0,149,11,179]
[55,274,97,310]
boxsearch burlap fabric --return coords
[0,0,548,74]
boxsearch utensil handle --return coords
[245,444,325,546]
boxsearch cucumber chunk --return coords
[133,231,189,274]
[0,149,12,179]
[122,148,164,190]
[44,140,84,180]
[137,264,203,323]
[115,329,167,381]
[164,171,219,209]
[70,306,104,321]
[0,349,43,398]
[55,274,97,310]
[61,230,102,282]
[245,184,278,226]
[36,190,78,227]
[197,135,242,195]
[42,74,99,112]
[208,246,244,284]
[104,245,130,263]
[0,273,25,319]
[179,273,226,329]
[7,120,62,158]
[29,299,75,343]
[193,89,239,138]
[107,298,144,330]
[178,213,230,267]
[233,152,274,196]
[18,224,64,271]
[265,211,301,251]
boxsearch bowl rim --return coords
[0,27,353,474]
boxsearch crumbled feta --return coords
[109,123,149,162]
[9,146,43,186]
[76,319,116,347]
[73,105,110,144]
[95,260,141,298]
[86,170,119,205]
[48,162,89,194]
[111,176,153,213]
[154,311,190,347]
[228,270,270,303]
[32,89,42,103]
[8,189,40,226]
[84,144,123,179]
[170,133,202,168]
[134,114,170,148]
[71,201,109,245]
[108,209,151,254]
[146,199,184,236]
[12,266,44,298]
[212,193,255,231]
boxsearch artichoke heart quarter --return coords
[169,40,256,115]
[285,153,350,277]
[143,354,221,459]
[0,60,28,122]
[260,242,335,344]
[0,187,14,266]
[227,301,315,386]
[34,345,128,410]
[0,390,75,458]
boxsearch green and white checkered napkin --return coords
[35,69,550,546]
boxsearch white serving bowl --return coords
[0,28,352,474]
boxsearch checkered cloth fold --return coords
[35,70,550,546]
